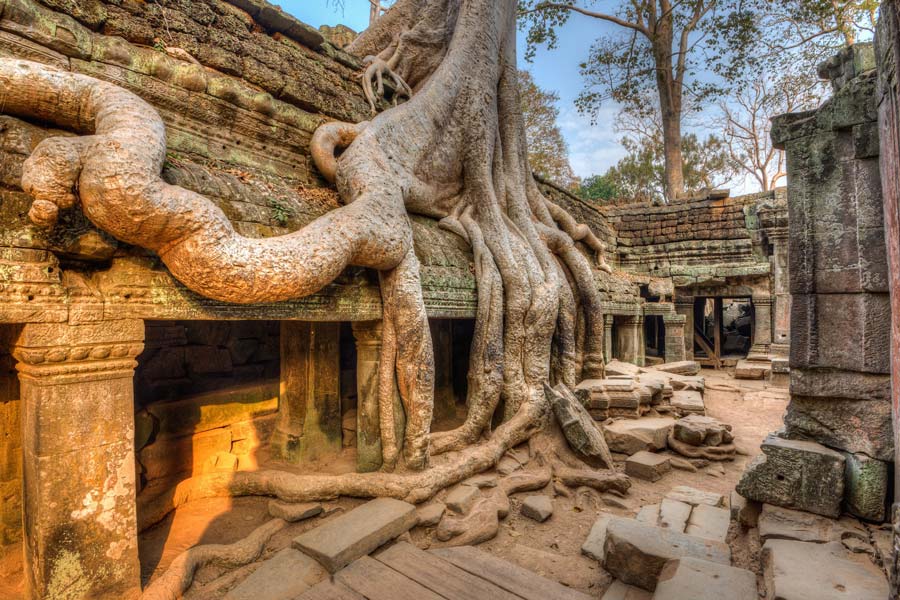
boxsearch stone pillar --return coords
[675,298,694,360]
[0,326,22,570]
[618,316,645,367]
[429,320,455,425]
[14,320,144,600]
[271,322,341,464]
[603,315,614,363]
[769,230,791,357]
[350,321,404,473]
[663,314,687,363]
[749,296,773,357]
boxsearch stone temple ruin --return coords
[0,0,897,598]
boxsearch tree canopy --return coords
[518,70,580,190]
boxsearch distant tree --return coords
[578,174,618,203]
[719,72,821,192]
[518,70,580,190]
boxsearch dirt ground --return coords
[131,367,789,597]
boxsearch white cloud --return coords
[557,104,628,179]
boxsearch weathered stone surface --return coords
[654,557,757,600]
[520,495,553,522]
[736,436,845,517]
[670,390,705,415]
[763,539,888,600]
[654,361,701,376]
[603,517,731,591]
[446,485,480,515]
[604,418,674,455]
[684,505,730,543]
[730,492,760,528]
[625,451,671,482]
[416,502,446,527]
[549,384,614,468]
[784,396,893,461]
[636,504,661,526]
[734,359,771,380]
[268,501,323,523]
[581,513,612,561]
[672,415,732,447]
[601,580,651,600]
[758,504,835,543]
[657,498,691,532]
[292,498,418,572]
[842,452,888,522]
[224,547,327,600]
[666,486,726,508]
[606,359,642,377]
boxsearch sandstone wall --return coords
[773,43,893,522]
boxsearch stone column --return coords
[14,320,144,600]
[0,326,22,567]
[663,314,687,363]
[271,322,341,464]
[749,295,773,357]
[618,316,645,367]
[603,315,614,363]
[350,321,404,473]
[769,230,791,357]
[675,298,694,360]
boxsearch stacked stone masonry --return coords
[0,0,793,597]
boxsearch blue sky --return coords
[282,0,627,180]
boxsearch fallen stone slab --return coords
[654,361,701,376]
[416,502,446,527]
[658,498,691,533]
[734,359,771,380]
[673,415,733,447]
[547,383,615,469]
[636,504,661,527]
[268,501,323,522]
[601,580,651,600]
[446,484,480,514]
[292,498,418,572]
[684,504,730,543]
[667,375,705,392]
[763,539,889,600]
[736,436,845,518]
[521,495,553,522]
[606,360,642,377]
[626,451,671,482]
[665,486,725,508]
[653,557,757,600]
[604,418,675,455]
[670,390,705,415]
[603,517,731,591]
[581,513,612,561]
[758,504,835,543]
[224,548,327,600]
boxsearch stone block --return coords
[736,436,845,518]
[665,486,725,508]
[654,361,701,376]
[603,517,731,591]
[653,558,757,600]
[758,504,835,543]
[762,539,888,600]
[139,427,232,481]
[673,415,732,447]
[636,504,661,526]
[581,513,612,561]
[604,418,674,455]
[268,501,323,523]
[684,505,730,543]
[734,359,770,380]
[548,384,614,468]
[784,395,893,461]
[730,492,760,528]
[605,360,642,377]
[843,452,888,522]
[148,382,278,438]
[521,495,553,522]
[625,451,671,482]
[224,547,327,600]
[292,498,418,573]
[670,390,704,415]
[446,484,480,515]
[658,498,691,533]
[601,580,651,600]
[416,502,445,527]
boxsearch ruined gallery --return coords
[0,0,898,598]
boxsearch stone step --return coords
[665,486,726,508]
[657,498,691,532]
[763,539,889,600]
[684,504,730,543]
[603,517,731,591]
[224,548,327,600]
[292,497,418,572]
[670,390,705,415]
[653,557,757,600]
[734,359,771,380]
[335,555,443,600]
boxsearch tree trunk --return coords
[653,24,684,203]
